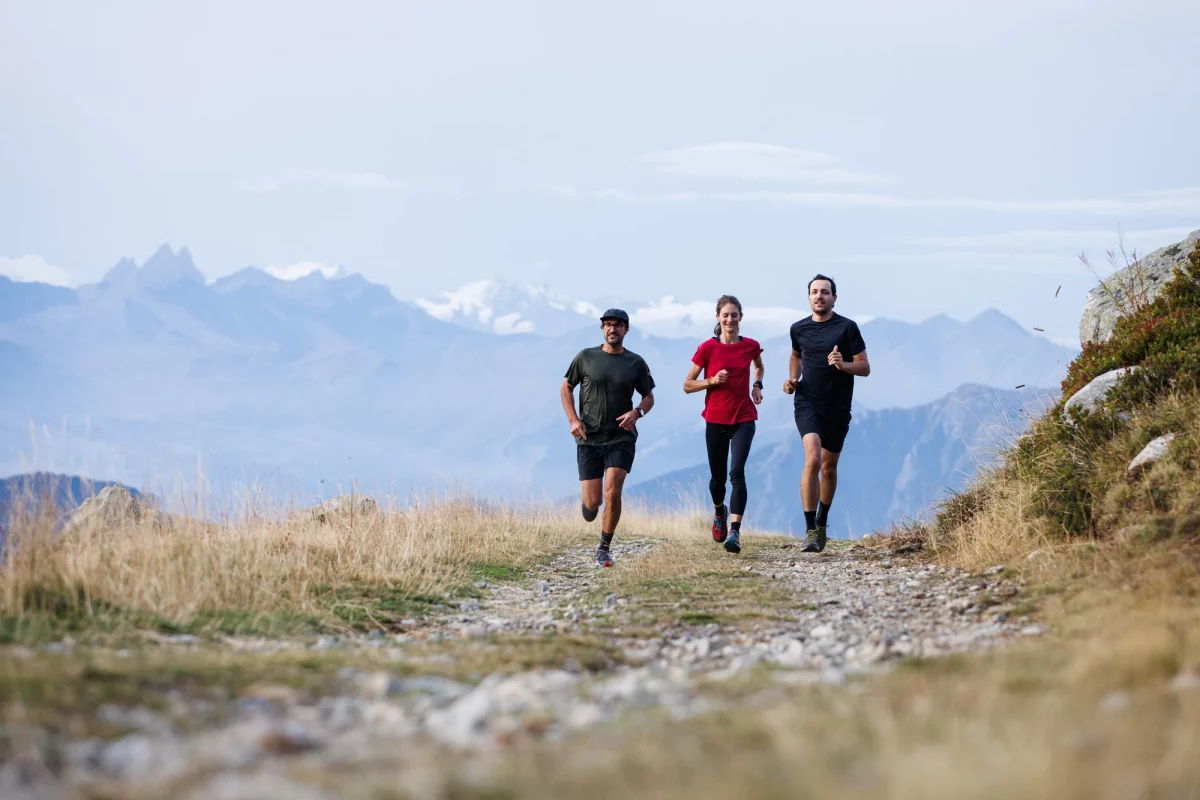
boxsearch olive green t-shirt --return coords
[564,346,656,446]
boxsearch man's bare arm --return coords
[784,349,801,393]
[838,351,871,377]
[560,379,587,439]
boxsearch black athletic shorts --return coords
[794,402,852,453]
[577,440,636,481]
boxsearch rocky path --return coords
[2,537,1042,799]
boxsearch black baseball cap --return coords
[599,308,630,325]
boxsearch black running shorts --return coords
[793,402,852,453]
[577,440,636,480]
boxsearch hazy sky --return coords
[2,0,1198,344]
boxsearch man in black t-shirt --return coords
[561,308,656,566]
[783,274,871,552]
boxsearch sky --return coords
[2,0,1198,345]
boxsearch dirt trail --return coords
[1,537,1039,799]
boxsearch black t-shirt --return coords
[565,346,656,445]
[789,312,867,411]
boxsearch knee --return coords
[729,467,746,485]
[820,462,838,480]
[804,454,822,472]
[604,482,622,502]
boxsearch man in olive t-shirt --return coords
[560,308,656,566]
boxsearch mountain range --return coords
[629,384,1053,537]
[1,245,1076,531]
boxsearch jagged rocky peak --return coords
[138,244,205,288]
[99,244,205,290]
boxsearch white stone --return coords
[1063,368,1137,420]
[1128,433,1177,472]
[772,640,807,668]
[565,702,607,729]
[1169,670,1200,693]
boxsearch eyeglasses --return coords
[601,321,625,329]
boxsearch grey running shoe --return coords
[724,529,741,554]
[581,502,598,523]
[595,547,613,567]
[800,526,827,553]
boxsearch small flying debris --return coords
[1015,384,1026,389]
[1055,285,1061,297]
[1033,327,1044,332]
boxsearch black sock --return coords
[804,510,816,531]
[714,503,726,517]
[599,532,613,550]
[815,501,832,529]
[730,520,741,533]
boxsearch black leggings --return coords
[705,420,756,516]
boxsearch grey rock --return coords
[771,640,807,668]
[1080,229,1199,345]
[460,599,481,613]
[1063,367,1137,420]
[308,493,379,523]
[425,685,494,747]
[61,485,141,538]
[99,733,184,780]
[604,593,618,610]
[1128,433,1177,472]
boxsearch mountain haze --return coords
[1,246,1074,526]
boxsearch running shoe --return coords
[712,504,729,543]
[595,547,614,567]
[581,502,598,523]
[800,526,827,553]
[724,529,741,554]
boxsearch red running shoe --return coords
[712,504,729,543]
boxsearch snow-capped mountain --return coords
[414,279,600,336]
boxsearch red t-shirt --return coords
[692,336,764,425]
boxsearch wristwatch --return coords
[636,408,645,417]
[753,381,764,389]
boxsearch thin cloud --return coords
[0,254,73,286]
[833,250,1081,274]
[914,226,1198,249]
[240,169,406,194]
[642,142,888,184]
[584,186,1200,217]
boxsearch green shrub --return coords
[936,243,1200,539]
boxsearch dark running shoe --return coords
[724,529,741,554]
[712,504,729,543]
[581,502,598,523]
[595,547,614,567]
[800,526,827,553]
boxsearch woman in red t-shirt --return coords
[682,295,764,554]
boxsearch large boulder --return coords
[1062,367,1137,420]
[309,494,379,524]
[60,485,142,537]
[1079,229,1200,346]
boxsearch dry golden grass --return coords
[0,491,717,632]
